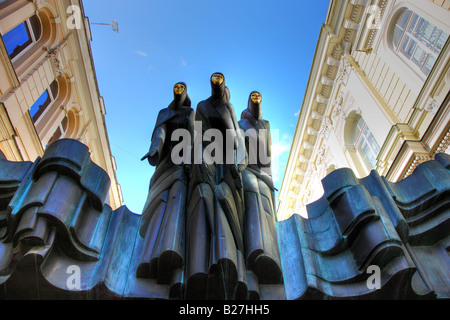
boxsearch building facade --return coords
[278,0,450,221]
[0,0,122,209]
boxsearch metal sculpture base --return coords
[0,139,448,300]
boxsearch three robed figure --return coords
[137,74,283,300]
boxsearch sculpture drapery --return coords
[185,73,248,300]
[0,77,448,300]
[138,75,283,299]
[138,82,194,290]
[238,91,283,285]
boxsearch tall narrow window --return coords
[2,15,41,61]
[354,118,380,170]
[392,10,448,76]
[29,80,58,124]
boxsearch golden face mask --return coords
[174,83,185,95]
[251,92,262,104]
[211,74,224,86]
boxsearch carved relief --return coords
[423,97,439,115]
[319,116,332,140]
[337,59,353,86]
[332,90,347,123]
[45,45,68,78]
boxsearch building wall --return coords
[278,0,449,221]
[0,0,123,209]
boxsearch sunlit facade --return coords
[278,0,449,221]
[0,0,123,209]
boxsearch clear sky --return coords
[83,0,331,214]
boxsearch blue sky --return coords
[83,0,330,214]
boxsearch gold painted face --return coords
[211,73,224,86]
[251,92,262,104]
[174,83,185,95]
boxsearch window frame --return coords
[353,117,381,171]
[392,9,448,76]
[373,1,450,94]
[46,115,69,148]
[3,15,42,63]
[29,80,59,125]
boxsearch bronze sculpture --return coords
[185,73,248,299]
[239,91,283,285]
[0,80,448,300]
[0,140,448,300]
[138,82,194,286]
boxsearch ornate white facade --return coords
[278,0,450,221]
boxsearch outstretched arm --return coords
[141,123,167,166]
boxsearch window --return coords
[392,10,448,76]
[2,15,41,61]
[29,80,58,124]
[353,118,380,170]
[47,115,69,148]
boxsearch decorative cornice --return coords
[279,0,372,219]
[434,129,450,155]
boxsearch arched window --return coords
[2,14,41,61]
[353,117,381,171]
[46,115,69,148]
[392,9,448,76]
[45,107,80,148]
[29,80,59,124]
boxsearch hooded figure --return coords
[138,82,194,297]
[168,82,192,110]
[239,91,283,288]
[242,91,263,120]
[185,73,248,300]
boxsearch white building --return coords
[278,0,450,221]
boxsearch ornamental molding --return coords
[363,0,389,50]
[337,58,353,86]
[423,97,439,115]
[433,129,450,156]
[332,91,347,123]
[281,0,375,220]
[45,46,64,77]
[319,116,332,140]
